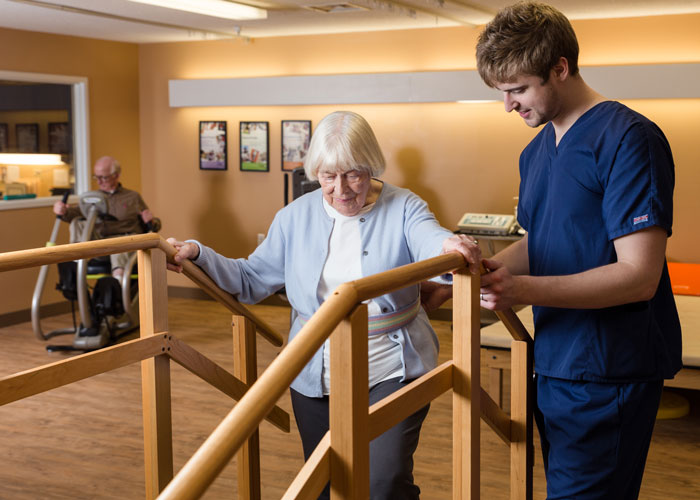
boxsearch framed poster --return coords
[281,120,311,172]
[16,123,39,153]
[48,122,71,154]
[240,121,269,172]
[0,123,7,152]
[199,121,227,170]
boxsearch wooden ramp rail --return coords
[0,234,290,499]
[157,253,534,500]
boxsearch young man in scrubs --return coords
[475,2,682,498]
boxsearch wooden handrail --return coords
[0,233,284,346]
[157,252,477,499]
[156,239,283,346]
[0,233,161,272]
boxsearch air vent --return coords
[305,3,370,13]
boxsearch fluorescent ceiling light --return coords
[126,0,266,21]
[0,154,65,166]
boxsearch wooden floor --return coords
[1,298,699,499]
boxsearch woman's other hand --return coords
[442,234,482,275]
[166,237,200,272]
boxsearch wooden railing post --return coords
[452,270,481,500]
[510,340,533,500]
[139,248,173,499]
[232,314,261,500]
[330,304,369,500]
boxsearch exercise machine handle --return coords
[56,191,70,219]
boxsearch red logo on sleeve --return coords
[633,214,649,225]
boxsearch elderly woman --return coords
[168,111,480,499]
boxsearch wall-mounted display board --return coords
[240,121,269,172]
[281,120,311,172]
[199,121,227,170]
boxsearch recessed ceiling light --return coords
[126,0,266,21]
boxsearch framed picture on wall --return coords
[16,123,39,153]
[199,121,227,170]
[0,123,8,152]
[281,120,311,172]
[48,122,71,154]
[240,121,269,172]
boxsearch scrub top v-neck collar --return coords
[547,100,612,157]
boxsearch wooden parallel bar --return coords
[0,233,161,272]
[281,433,331,500]
[140,248,174,499]
[452,269,480,500]
[350,253,465,302]
[495,309,532,343]
[166,336,289,432]
[510,340,533,500]
[156,284,360,500]
[0,335,167,406]
[157,239,284,347]
[233,315,261,500]
[368,361,453,441]
[330,305,369,500]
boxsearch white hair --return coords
[304,111,386,181]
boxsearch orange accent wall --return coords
[138,15,700,295]
[0,27,140,316]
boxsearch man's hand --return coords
[53,200,67,216]
[442,234,482,275]
[140,208,154,224]
[479,258,522,310]
[166,237,200,273]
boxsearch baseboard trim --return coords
[0,302,72,328]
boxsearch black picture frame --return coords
[16,123,39,153]
[0,123,7,152]
[48,122,71,155]
[199,121,227,170]
[281,120,312,172]
[240,121,269,172]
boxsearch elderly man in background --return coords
[53,155,155,279]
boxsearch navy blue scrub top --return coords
[517,101,682,382]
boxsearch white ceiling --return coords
[1,0,700,43]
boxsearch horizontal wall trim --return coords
[580,63,700,100]
[169,64,700,107]
[169,70,500,106]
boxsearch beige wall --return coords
[138,15,700,292]
[1,14,699,316]
[0,27,140,316]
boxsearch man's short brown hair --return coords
[476,1,579,87]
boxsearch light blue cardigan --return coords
[192,182,453,397]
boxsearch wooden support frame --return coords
[330,304,369,500]
[1,237,537,500]
[232,314,261,500]
[139,248,174,499]
[452,269,481,499]
[510,340,533,500]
